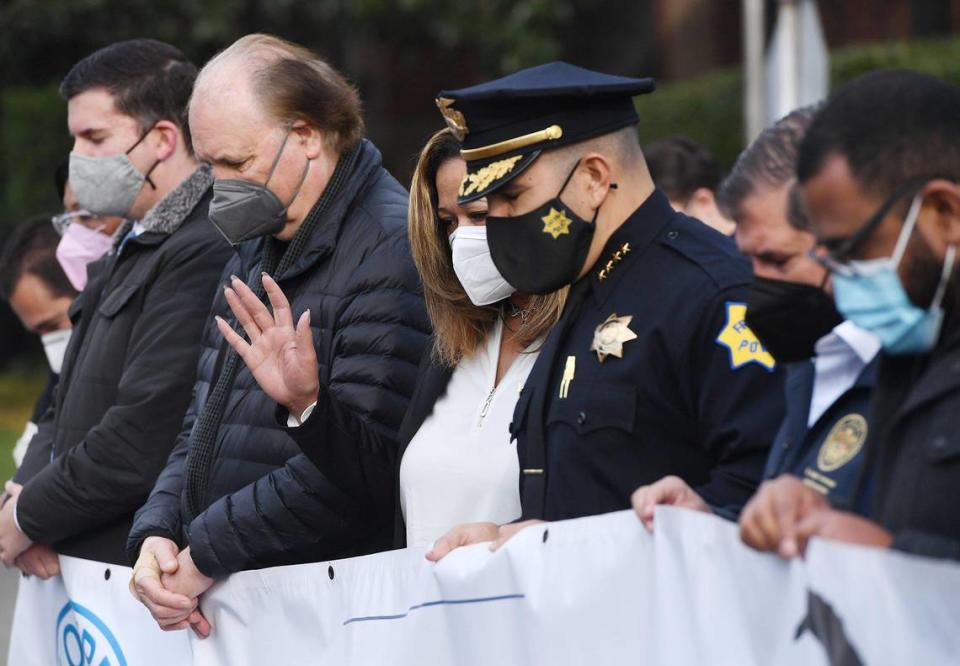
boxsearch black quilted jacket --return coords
[127,140,431,576]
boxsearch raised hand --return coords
[217,274,319,417]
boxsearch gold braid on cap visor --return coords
[459,155,524,197]
[460,124,563,161]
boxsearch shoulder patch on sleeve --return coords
[715,301,776,372]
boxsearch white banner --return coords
[8,554,191,665]
[190,508,960,665]
[8,509,960,665]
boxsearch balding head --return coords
[190,34,365,241]
[191,34,363,155]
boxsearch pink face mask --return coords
[56,222,115,291]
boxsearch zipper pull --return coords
[479,386,497,425]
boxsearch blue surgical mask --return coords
[832,194,957,355]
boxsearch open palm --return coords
[217,274,319,417]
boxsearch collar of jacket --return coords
[113,164,214,248]
[883,291,960,420]
[279,139,385,283]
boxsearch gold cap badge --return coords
[436,97,468,142]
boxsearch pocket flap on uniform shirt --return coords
[547,384,637,436]
[97,284,141,318]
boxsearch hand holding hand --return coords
[0,481,31,566]
[129,537,196,631]
[160,547,214,638]
[14,543,60,579]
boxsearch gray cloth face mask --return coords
[68,129,158,217]
[208,129,310,245]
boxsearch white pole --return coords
[742,0,766,142]
[777,0,801,117]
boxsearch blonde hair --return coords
[194,34,364,153]
[408,128,567,366]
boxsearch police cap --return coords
[436,61,655,203]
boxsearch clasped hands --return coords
[128,273,320,638]
[129,537,214,638]
[0,481,59,579]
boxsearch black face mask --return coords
[486,160,603,295]
[745,276,844,364]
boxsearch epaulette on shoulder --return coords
[659,214,752,291]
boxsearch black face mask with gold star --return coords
[486,159,600,295]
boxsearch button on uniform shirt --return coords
[400,318,539,546]
[513,190,786,521]
[765,322,880,512]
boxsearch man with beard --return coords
[744,70,960,560]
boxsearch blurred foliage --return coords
[641,36,960,169]
[0,371,46,482]
[1,85,68,224]
[0,0,576,227]
[0,0,572,83]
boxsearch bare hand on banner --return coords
[217,274,320,418]
[130,537,198,632]
[0,481,32,566]
[14,543,60,579]
[161,547,214,638]
[631,476,711,531]
[795,508,894,550]
[426,520,545,562]
[739,475,829,558]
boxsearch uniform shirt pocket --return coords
[547,383,637,436]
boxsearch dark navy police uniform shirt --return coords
[512,190,786,521]
[764,358,876,515]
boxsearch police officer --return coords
[739,70,960,561]
[427,62,786,559]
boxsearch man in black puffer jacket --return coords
[127,34,430,636]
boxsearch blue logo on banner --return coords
[55,601,127,666]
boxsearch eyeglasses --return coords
[51,210,94,236]
[809,176,946,276]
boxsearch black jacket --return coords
[284,343,453,549]
[862,296,960,560]
[15,167,232,565]
[128,140,431,576]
